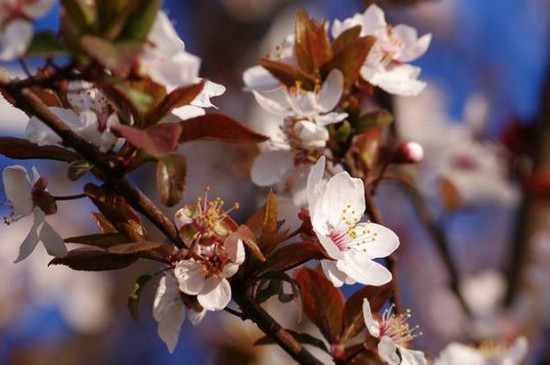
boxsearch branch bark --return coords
[232,281,325,365]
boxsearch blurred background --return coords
[1,0,550,364]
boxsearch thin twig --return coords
[51,193,88,201]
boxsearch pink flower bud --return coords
[393,142,424,164]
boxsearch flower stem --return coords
[51,193,87,201]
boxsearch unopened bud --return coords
[393,142,424,164]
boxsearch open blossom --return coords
[0,0,56,60]
[363,299,427,365]
[2,165,66,263]
[435,337,528,365]
[332,4,431,96]
[307,156,399,287]
[250,70,347,192]
[173,190,244,311]
[25,81,120,152]
[252,69,347,127]
[141,11,225,119]
[153,274,205,353]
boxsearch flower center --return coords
[200,248,230,277]
[378,307,422,347]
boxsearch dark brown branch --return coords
[0,67,182,247]
[232,281,324,365]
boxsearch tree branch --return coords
[232,281,324,365]
[0,66,182,247]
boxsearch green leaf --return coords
[329,120,352,142]
[49,247,138,271]
[64,233,129,247]
[117,0,162,42]
[80,36,142,76]
[179,114,268,144]
[128,273,155,320]
[254,330,329,353]
[156,154,187,207]
[353,109,394,134]
[61,0,96,30]
[26,32,68,58]
[67,160,93,181]
[295,267,345,342]
[112,123,182,157]
[0,137,79,162]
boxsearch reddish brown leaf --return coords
[64,233,129,247]
[259,242,328,274]
[49,247,138,271]
[91,212,118,234]
[332,26,362,55]
[147,81,205,122]
[112,123,182,156]
[323,36,375,88]
[295,267,345,342]
[294,10,333,74]
[341,282,393,342]
[0,137,79,162]
[179,114,268,144]
[85,184,146,241]
[156,154,187,207]
[227,225,266,262]
[80,36,142,77]
[258,58,316,90]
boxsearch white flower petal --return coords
[435,342,485,365]
[144,51,201,92]
[188,309,206,326]
[366,64,426,97]
[337,251,392,286]
[175,260,206,295]
[250,150,294,186]
[225,237,245,265]
[2,165,34,216]
[13,209,43,263]
[316,232,344,260]
[504,337,528,364]
[243,65,280,91]
[399,347,428,365]
[0,20,33,61]
[38,215,67,258]
[293,121,329,149]
[153,275,185,353]
[315,112,348,126]
[378,336,400,365]
[393,25,432,63]
[174,207,193,231]
[191,80,226,108]
[321,259,353,287]
[350,222,400,259]
[252,90,290,116]
[307,156,326,212]
[25,116,63,146]
[361,4,387,35]
[311,171,365,235]
[362,298,381,338]
[169,105,206,121]
[318,69,344,112]
[147,11,185,58]
[197,277,231,311]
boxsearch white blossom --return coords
[0,0,56,60]
[153,274,205,353]
[435,337,528,365]
[332,4,432,96]
[2,165,66,263]
[308,156,399,287]
[362,298,427,365]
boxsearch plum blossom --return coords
[435,337,528,365]
[173,190,244,311]
[0,0,56,60]
[25,81,120,152]
[140,11,225,119]
[307,156,399,287]
[250,70,347,192]
[153,274,205,353]
[362,299,427,365]
[2,165,66,263]
[332,4,432,96]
